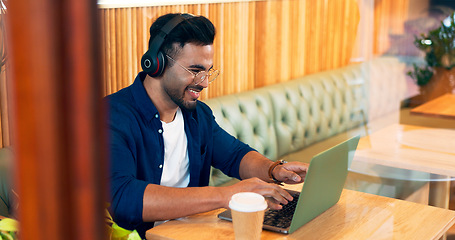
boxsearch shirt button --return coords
[155,114,159,119]
[158,129,163,134]
[159,164,163,169]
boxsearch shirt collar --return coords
[131,71,198,123]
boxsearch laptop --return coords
[218,135,360,234]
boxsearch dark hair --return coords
[148,13,216,60]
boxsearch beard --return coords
[164,85,199,112]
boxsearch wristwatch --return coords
[268,159,287,184]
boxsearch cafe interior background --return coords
[0,0,455,239]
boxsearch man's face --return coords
[161,43,214,111]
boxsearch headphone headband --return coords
[141,14,195,77]
[148,14,186,56]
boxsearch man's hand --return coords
[223,178,293,210]
[235,152,309,210]
[272,161,309,184]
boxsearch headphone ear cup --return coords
[141,50,155,74]
[153,51,166,77]
[141,50,166,77]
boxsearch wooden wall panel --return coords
[98,0,361,100]
[255,1,278,86]
[289,0,306,78]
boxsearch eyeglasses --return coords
[166,54,219,85]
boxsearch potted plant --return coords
[408,11,455,103]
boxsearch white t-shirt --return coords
[160,108,190,187]
[155,108,190,227]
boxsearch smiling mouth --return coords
[187,88,202,100]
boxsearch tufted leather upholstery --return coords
[205,62,368,186]
[206,88,278,161]
[262,64,367,157]
[206,89,280,186]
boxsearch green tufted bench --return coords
[205,57,429,202]
[205,62,368,186]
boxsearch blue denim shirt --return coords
[105,72,254,237]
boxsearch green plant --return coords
[408,63,434,86]
[408,11,455,86]
[105,208,141,240]
[0,218,18,240]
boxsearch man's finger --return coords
[266,198,284,210]
[258,185,293,204]
[283,162,309,173]
[277,167,302,183]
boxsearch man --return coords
[105,13,309,238]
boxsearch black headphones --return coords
[141,13,194,77]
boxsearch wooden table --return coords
[351,124,455,208]
[146,184,455,240]
[411,94,455,120]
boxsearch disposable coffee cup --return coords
[229,192,268,240]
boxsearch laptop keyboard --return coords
[263,192,300,229]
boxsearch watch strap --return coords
[268,159,287,183]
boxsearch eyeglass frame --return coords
[165,54,219,86]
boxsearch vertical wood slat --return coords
[7,0,107,239]
[307,0,319,74]
[247,3,256,91]
[341,0,351,67]
[280,0,291,83]
[326,0,334,69]
[211,3,223,98]
[289,0,305,79]
[255,0,278,87]
[223,3,233,94]
[347,0,359,63]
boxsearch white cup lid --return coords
[229,192,268,212]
